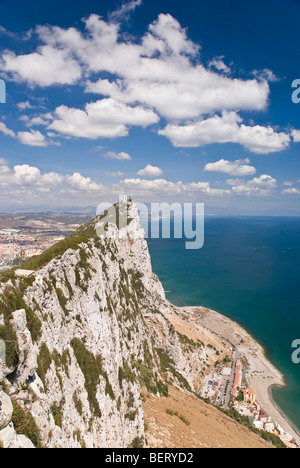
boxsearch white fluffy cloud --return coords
[3,13,269,120]
[0,122,16,138]
[291,129,300,143]
[253,69,280,83]
[204,158,256,176]
[0,158,230,202]
[229,174,277,196]
[14,165,63,186]
[47,98,159,139]
[0,46,82,87]
[120,178,181,195]
[159,112,290,154]
[109,0,143,22]
[85,60,269,121]
[0,158,12,176]
[106,171,124,178]
[83,14,269,120]
[17,101,33,111]
[281,188,300,195]
[66,173,104,192]
[23,116,50,128]
[0,160,102,194]
[17,130,48,147]
[0,159,284,208]
[209,57,231,74]
[137,164,163,178]
[119,178,230,197]
[0,13,291,153]
[283,180,300,188]
[0,159,63,187]
[102,151,132,160]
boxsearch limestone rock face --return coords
[0,201,221,449]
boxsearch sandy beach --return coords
[169,305,300,446]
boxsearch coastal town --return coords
[184,306,300,449]
[201,354,298,448]
[0,228,65,270]
[164,304,300,448]
[0,213,91,271]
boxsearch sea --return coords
[147,216,300,432]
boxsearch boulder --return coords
[11,309,27,334]
[17,434,35,449]
[0,390,13,430]
[0,423,19,448]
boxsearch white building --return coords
[253,421,264,430]
[222,367,232,377]
[264,422,275,433]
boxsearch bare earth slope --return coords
[143,387,272,449]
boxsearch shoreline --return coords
[172,304,300,445]
[268,384,300,442]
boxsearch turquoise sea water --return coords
[147,217,300,432]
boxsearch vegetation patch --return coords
[11,402,42,448]
[61,349,71,378]
[128,270,144,298]
[0,284,42,347]
[0,320,19,368]
[0,280,43,367]
[166,408,191,426]
[157,348,191,393]
[125,409,138,421]
[55,287,69,315]
[73,391,83,416]
[25,305,42,343]
[74,249,92,293]
[51,398,65,428]
[73,428,86,448]
[71,338,115,418]
[128,436,144,449]
[118,361,136,388]
[37,342,52,387]
[22,235,93,272]
[177,332,203,349]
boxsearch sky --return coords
[0,0,299,214]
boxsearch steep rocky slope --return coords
[0,201,271,448]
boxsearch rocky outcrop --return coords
[11,309,38,385]
[0,201,230,448]
[0,390,34,448]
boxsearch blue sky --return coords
[0,0,299,214]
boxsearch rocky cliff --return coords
[0,201,270,449]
